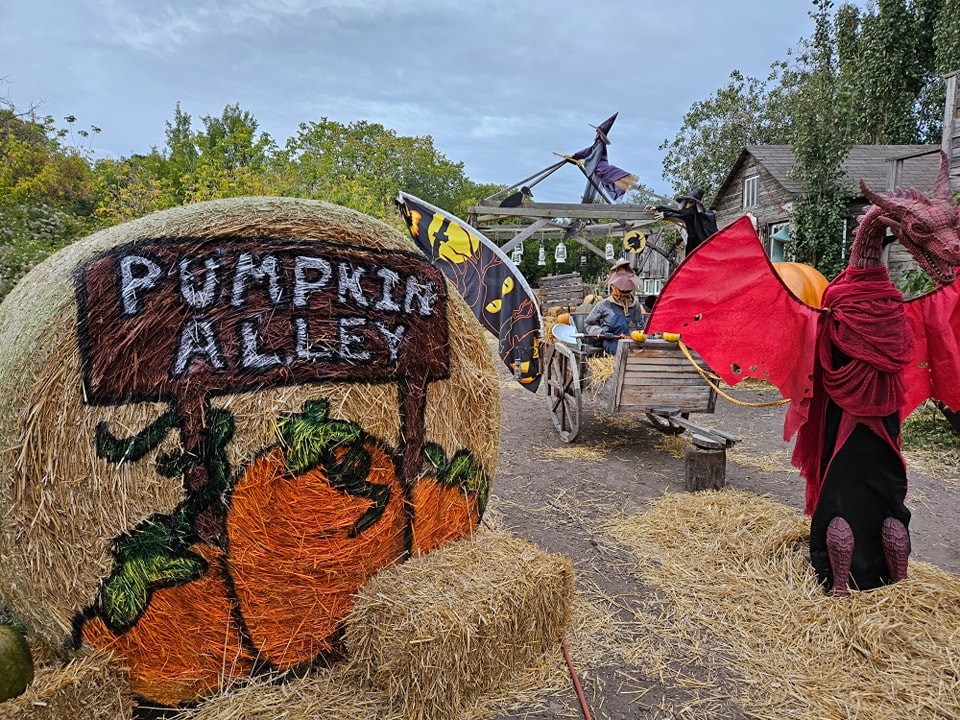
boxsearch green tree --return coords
[281,118,475,220]
[92,152,172,224]
[788,0,852,278]
[162,102,199,200]
[841,0,931,144]
[185,103,279,201]
[0,99,97,296]
[659,69,794,201]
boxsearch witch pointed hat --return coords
[589,112,618,144]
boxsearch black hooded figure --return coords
[651,188,718,255]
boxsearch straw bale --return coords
[584,355,614,388]
[608,489,960,719]
[343,529,574,720]
[0,198,499,700]
[0,649,132,720]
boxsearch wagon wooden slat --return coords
[543,333,734,449]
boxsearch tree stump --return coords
[684,441,726,491]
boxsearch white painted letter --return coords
[293,256,332,307]
[293,316,333,361]
[171,318,225,377]
[118,255,162,316]
[374,321,406,362]
[337,262,369,307]
[404,276,438,316]
[232,252,282,308]
[239,318,284,370]
[179,257,220,310]
[338,317,370,361]
[374,267,401,312]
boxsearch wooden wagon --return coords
[542,315,738,458]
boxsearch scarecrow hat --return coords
[606,258,641,291]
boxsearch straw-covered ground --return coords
[487,337,960,720]
[4,333,960,719]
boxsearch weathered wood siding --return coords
[944,71,960,192]
[714,156,792,236]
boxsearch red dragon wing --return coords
[646,216,823,439]
[902,277,960,416]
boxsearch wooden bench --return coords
[538,272,585,310]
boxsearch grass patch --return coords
[902,401,960,452]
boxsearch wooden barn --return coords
[711,144,940,277]
[710,71,960,281]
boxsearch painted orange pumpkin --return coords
[226,401,408,670]
[81,401,490,703]
[411,445,488,555]
[81,543,254,707]
[773,261,829,308]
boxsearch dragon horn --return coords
[933,150,952,200]
[860,178,893,209]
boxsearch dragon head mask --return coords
[859,151,960,285]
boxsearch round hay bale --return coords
[0,649,133,720]
[0,197,499,707]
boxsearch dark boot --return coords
[826,516,854,598]
[881,517,910,583]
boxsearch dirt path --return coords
[486,339,960,719]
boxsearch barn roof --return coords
[715,144,940,201]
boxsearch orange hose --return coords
[561,635,594,720]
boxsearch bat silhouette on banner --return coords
[397,191,543,391]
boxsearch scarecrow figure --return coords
[584,258,646,355]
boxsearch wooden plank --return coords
[619,386,713,403]
[619,397,714,413]
[620,377,712,387]
[623,362,703,373]
[658,414,741,446]
[501,218,552,253]
[608,339,629,412]
[469,202,658,222]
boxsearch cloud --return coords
[2,0,857,198]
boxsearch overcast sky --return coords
[0,1,865,203]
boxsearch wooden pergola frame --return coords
[466,156,681,269]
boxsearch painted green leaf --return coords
[278,399,364,474]
[101,550,205,632]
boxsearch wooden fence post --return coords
[684,435,726,491]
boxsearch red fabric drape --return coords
[792,267,913,514]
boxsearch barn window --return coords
[743,175,759,208]
[643,278,664,295]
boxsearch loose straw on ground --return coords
[607,488,960,720]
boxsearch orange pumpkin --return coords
[226,437,407,670]
[556,312,571,326]
[410,447,488,555]
[411,479,478,554]
[81,544,254,707]
[773,261,829,308]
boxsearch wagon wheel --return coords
[545,342,582,442]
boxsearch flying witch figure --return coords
[647,153,960,597]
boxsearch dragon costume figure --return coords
[647,152,960,596]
